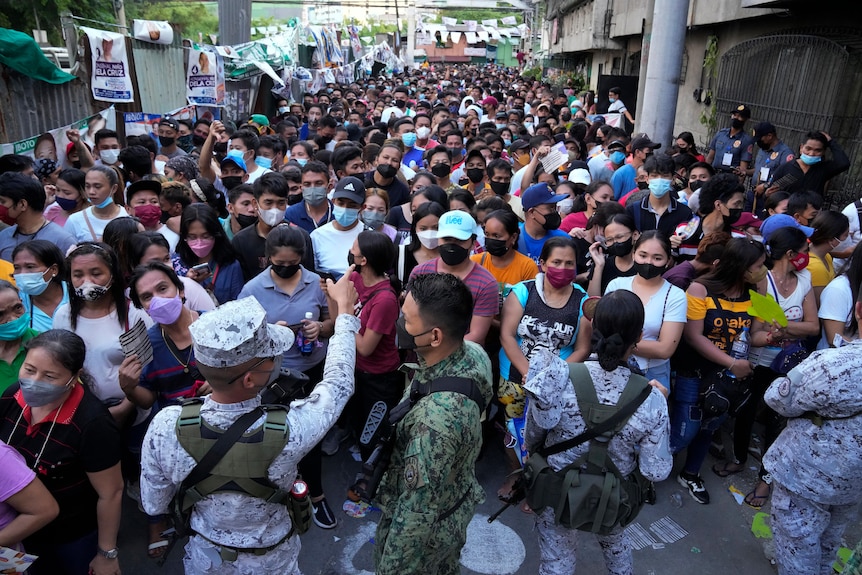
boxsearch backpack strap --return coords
[855,200,862,232]
[388,376,486,425]
[538,364,651,457]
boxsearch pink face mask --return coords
[187,238,215,258]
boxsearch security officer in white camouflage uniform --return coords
[763,290,862,575]
[140,273,359,575]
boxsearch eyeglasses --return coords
[225,356,276,386]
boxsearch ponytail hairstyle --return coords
[591,290,644,371]
[764,227,808,269]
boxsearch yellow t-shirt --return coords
[806,253,834,288]
[0,259,14,285]
[471,250,538,288]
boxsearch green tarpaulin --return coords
[0,28,77,84]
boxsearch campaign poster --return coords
[186,48,225,106]
[81,27,135,103]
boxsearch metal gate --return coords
[715,32,862,204]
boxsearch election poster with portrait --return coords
[186,47,225,106]
[81,27,135,103]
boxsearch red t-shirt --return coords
[351,272,401,374]
[560,211,588,233]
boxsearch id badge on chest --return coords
[722,152,733,166]
[759,167,770,183]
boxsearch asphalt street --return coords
[118,424,861,574]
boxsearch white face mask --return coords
[833,235,855,253]
[258,207,286,227]
[154,159,166,175]
[416,229,439,250]
[100,149,120,165]
[557,198,573,215]
[416,126,431,140]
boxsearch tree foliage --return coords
[0,0,115,45]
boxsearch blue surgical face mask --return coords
[295,158,308,167]
[401,132,417,148]
[333,205,360,227]
[648,178,673,199]
[610,150,627,165]
[13,269,53,296]
[504,138,512,147]
[255,156,273,170]
[93,195,114,209]
[608,97,617,103]
[800,153,821,166]
[496,123,506,130]
[0,313,30,341]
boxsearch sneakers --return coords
[321,425,351,456]
[312,497,337,529]
[677,472,710,504]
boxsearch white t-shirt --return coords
[604,277,687,371]
[510,164,529,196]
[245,166,272,184]
[310,221,366,278]
[53,302,153,423]
[180,277,216,312]
[836,201,862,270]
[609,99,627,113]
[64,206,131,242]
[817,274,853,349]
[158,224,180,252]
[750,269,812,365]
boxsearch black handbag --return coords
[702,368,752,418]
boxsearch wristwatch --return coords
[98,547,119,559]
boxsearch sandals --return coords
[744,480,772,509]
[711,461,744,478]
[148,525,177,565]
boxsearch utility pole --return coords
[634,0,655,133]
[637,0,688,147]
[114,0,128,33]
[218,0,253,119]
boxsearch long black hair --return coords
[175,203,237,266]
[695,237,765,296]
[66,242,128,330]
[841,240,862,334]
[408,201,446,253]
[12,240,66,289]
[357,230,401,294]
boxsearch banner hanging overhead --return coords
[81,27,135,103]
[132,20,174,45]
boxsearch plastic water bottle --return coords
[299,312,315,356]
[727,327,750,378]
[731,327,751,361]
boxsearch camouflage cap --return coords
[189,297,295,368]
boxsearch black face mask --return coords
[347,252,362,274]
[689,180,704,193]
[484,237,510,257]
[723,207,743,227]
[636,180,649,190]
[731,118,745,130]
[540,211,562,231]
[287,193,303,206]
[466,168,485,184]
[222,176,243,191]
[377,164,398,179]
[431,163,451,178]
[236,213,258,228]
[439,243,470,266]
[159,135,176,148]
[192,134,207,147]
[606,238,633,257]
[394,100,406,109]
[271,263,301,279]
[160,210,171,224]
[446,147,462,158]
[395,316,433,350]
[177,134,194,153]
[672,174,687,192]
[634,261,666,280]
[72,160,82,169]
[490,181,509,196]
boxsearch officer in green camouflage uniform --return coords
[374,273,493,575]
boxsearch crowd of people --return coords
[0,61,859,575]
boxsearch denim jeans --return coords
[670,375,702,454]
[645,361,671,389]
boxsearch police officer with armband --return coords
[373,273,493,575]
[140,273,359,575]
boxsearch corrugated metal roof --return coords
[0,69,97,144]
[130,39,187,114]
